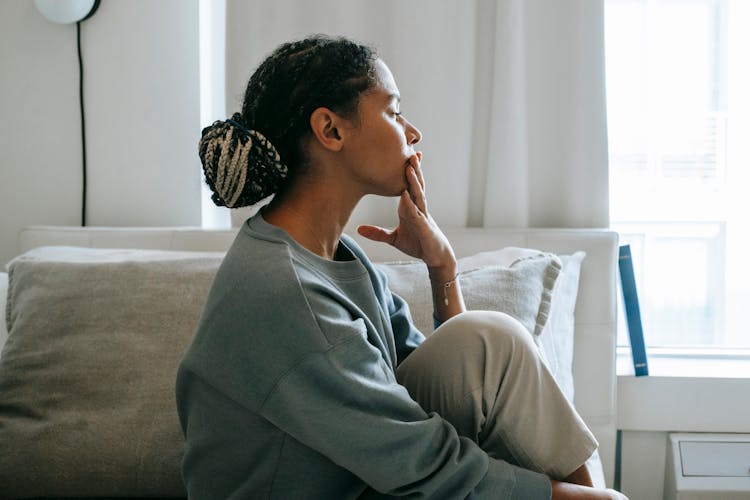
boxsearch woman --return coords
[176,35,626,500]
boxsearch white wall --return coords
[0,0,201,267]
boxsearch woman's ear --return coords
[309,107,346,152]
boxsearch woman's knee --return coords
[435,310,537,355]
[397,310,540,387]
[396,310,547,447]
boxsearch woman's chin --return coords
[376,188,405,198]
[393,181,409,197]
[372,178,408,198]
[374,187,406,199]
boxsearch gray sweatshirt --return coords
[175,211,551,499]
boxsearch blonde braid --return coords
[225,131,252,208]
[214,126,233,197]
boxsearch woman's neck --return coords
[264,184,361,260]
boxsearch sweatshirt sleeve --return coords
[387,288,425,365]
[366,258,425,365]
[258,308,550,498]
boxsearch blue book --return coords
[618,245,649,376]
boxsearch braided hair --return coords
[199,35,378,208]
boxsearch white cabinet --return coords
[665,433,750,499]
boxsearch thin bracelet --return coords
[431,273,459,306]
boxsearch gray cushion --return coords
[377,249,562,337]
[535,252,586,402]
[0,247,223,499]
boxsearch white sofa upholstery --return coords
[1,224,618,496]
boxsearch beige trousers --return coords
[395,310,598,480]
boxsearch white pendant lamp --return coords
[34,0,100,24]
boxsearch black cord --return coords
[76,21,87,226]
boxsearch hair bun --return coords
[198,113,288,208]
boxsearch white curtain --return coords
[225,0,609,229]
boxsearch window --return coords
[606,0,750,348]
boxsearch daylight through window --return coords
[606,0,750,348]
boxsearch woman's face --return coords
[341,59,422,197]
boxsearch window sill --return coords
[616,348,750,432]
[616,346,750,378]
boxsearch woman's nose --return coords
[405,119,422,145]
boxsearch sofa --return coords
[0,224,618,499]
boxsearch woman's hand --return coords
[359,151,465,321]
[357,152,456,279]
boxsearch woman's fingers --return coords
[357,224,396,244]
[407,152,425,191]
[406,151,427,215]
[414,151,425,190]
[399,190,422,219]
[406,166,427,215]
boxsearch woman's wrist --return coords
[428,260,465,322]
[426,258,458,285]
